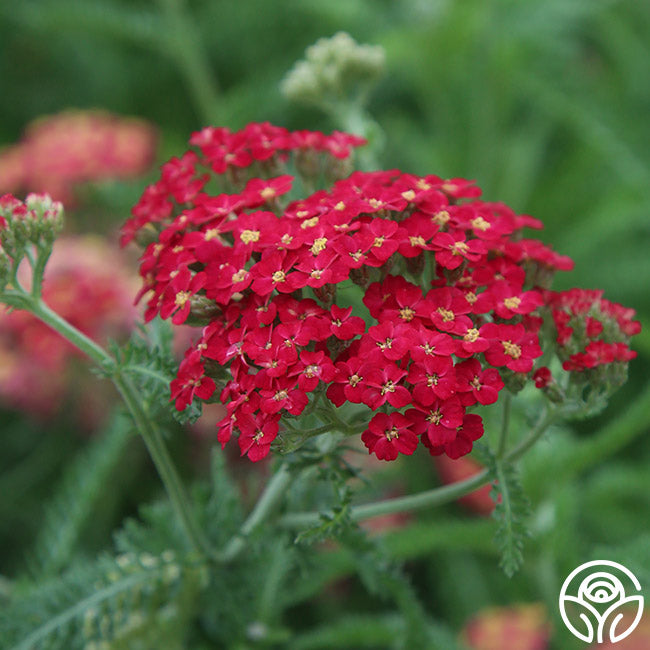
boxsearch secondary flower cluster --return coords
[122,122,639,463]
[0,110,157,203]
[547,288,639,371]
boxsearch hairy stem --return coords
[279,406,559,529]
[11,294,215,559]
[218,463,292,562]
[497,392,512,457]
[560,381,650,477]
[505,406,557,463]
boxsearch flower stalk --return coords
[0,288,215,560]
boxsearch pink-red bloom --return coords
[118,122,639,463]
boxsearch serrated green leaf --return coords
[31,411,134,577]
[489,457,531,577]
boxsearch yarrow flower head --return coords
[0,110,157,204]
[121,121,640,463]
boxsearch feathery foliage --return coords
[488,455,531,578]
[31,412,134,577]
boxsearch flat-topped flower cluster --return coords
[120,122,640,462]
[0,110,156,204]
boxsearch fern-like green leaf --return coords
[490,458,531,577]
[106,319,204,425]
[1,550,208,650]
[30,412,133,578]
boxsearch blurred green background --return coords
[1,1,649,648]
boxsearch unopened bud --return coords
[25,193,64,243]
[282,32,385,106]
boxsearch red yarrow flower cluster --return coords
[121,122,637,464]
[0,110,157,204]
[544,288,639,373]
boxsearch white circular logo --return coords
[559,560,644,644]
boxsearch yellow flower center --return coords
[432,210,450,225]
[464,328,480,342]
[310,237,328,255]
[301,216,319,229]
[260,187,276,201]
[399,307,415,321]
[174,291,191,308]
[426,409,443,425]
[471,216,490,231]
[385,426,400,441]
[409,235,426,247]
[502,340,522,359]
[240,229,260,244]
[272,270,286,283]
[437,307,455,322]
[401,189,416,202]
[349,374,362,387]
[504,296,521,310]
[232,269,247,283]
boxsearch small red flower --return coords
[455,358,504,406]
[170,351,216,411]
[159,267,206,324]
[238,411,280,462]
[361,412,419,461]
[362,363,412,410]
[482,323,542,373]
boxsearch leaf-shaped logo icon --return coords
[559,561,644,644]
[559,595,598,643]
[603,596,644,643]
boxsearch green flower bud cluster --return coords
[281,31,385,106]
[0,193,64,291]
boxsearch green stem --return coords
[505,406,557,463]
[9,293,215,559]
[29,297,114,367]
[497,392,512,458]
[123,364,171,386]
[157,0,221,124]
[280,406,559,529]
[219,463,292,562]
[559,381,650,478]
[280,469,489,530]
[112,375,216,559]
[31,247,52,298]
